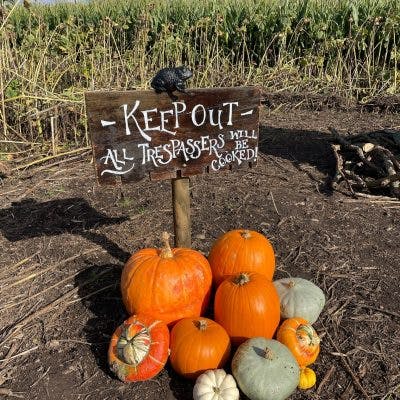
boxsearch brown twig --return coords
[0,388,24,398]
[352,192,399,201]
[331,144,356,195]
[329,127,400,198]
[66,282,117,305]
[1,255,105,311]
[15,169,67,201]
[317,365,336,394]
[322,325,371,399]
[0,248,101,292]
[79,371,100,388]
[30,366,50,388]
[0,251,41,280]
[364,173,400,188]
[268,191,281,216]
[13,147,90,171]
[0,346,39,362]
[328,127,385,176]
[0,341,18,367]
[370,146,400,197]
[370,145,400,171]
[0,265,113,345]
[356,303,400,319]
[31,151,91,174]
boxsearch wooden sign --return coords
[85,87,261,184]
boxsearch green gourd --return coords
[231,338,299,400]
[273,277,325,324]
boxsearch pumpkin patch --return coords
[108,230,326,398]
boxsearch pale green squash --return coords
[273,277,325,324]
[231,338,299,400]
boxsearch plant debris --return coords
[329,127,400,199]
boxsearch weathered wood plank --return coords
[85,87,261,184]
[172,177,191,248]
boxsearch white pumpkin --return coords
[273,277,325,323]
[193,369,239,400]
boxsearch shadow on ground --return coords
[0,197,130,262]
[74,263,198,400]
[259,125,400,196]
[75,263,125,378]
[259,125,337,193]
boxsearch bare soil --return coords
[0,99,399,400]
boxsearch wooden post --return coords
[172,177,191,248]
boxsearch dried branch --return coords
[328,127,385,176]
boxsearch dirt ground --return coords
[0,98,399,400]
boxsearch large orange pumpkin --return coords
[108,314,169,382]
[121,232,212,326]
[214,272,280,346]
[208,229,275,287]
[276,317,320,368]
[169,317,231,379]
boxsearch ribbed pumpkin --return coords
[169,317,231,379]
[232,337,300,400]
[214,272,280,346]
[193,369,239,400]
[121,232,212,326]
[108,314,169,382]
[276,317,320,368]
[208,229,275,287]
[273,277,325,324]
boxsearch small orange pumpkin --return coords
[169,317,231,379]
[208,229,275,287]
[121,232,212,326]
[276,317,320,367]
[108,314,169,382]
[214,272,280,346]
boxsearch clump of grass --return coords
[0,0,399,151]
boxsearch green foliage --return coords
[1,0,399,146]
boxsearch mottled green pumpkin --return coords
[273,277,325,324]
[231,338,300,400]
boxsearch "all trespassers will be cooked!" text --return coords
[99,99,258,176]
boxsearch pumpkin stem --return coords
[233,273,250,286]
[297,324,320,346]
[261,347,274,360]
[194,319,208,331]
[285,280,295,289]
[241,230,251,239]
[213,386,221,394]
[160,232,174,258]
